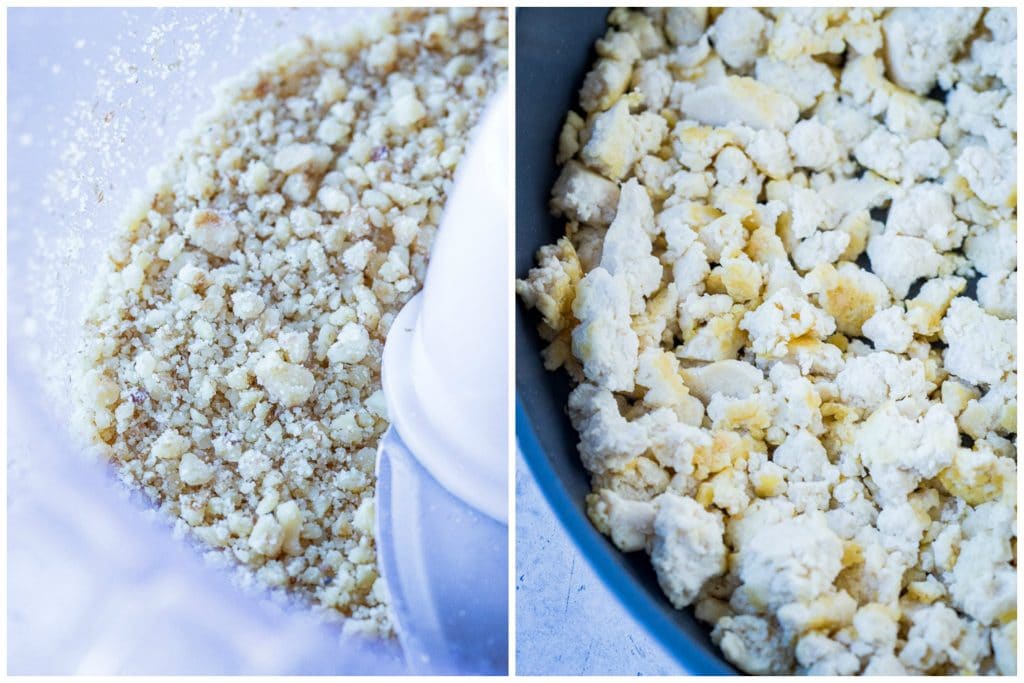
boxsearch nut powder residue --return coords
[77,7,507,636]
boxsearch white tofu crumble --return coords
[78,8,506,637]
[519,7,1016,675]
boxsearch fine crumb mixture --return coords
[78,7,507,636]
[519,7,1015,675]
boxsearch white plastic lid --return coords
[380,86,509,523]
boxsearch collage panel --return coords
[515,5,1017,677]
[8,6,508,675]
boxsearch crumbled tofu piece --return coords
[861,306,913,353]
[905,276,965,336]
[740,289,836,360]
[795,631,860,675]
[941,297,1016,386]
[746,128,793,179]
[853,127,905,180]
[550,160,621,227]
[677,293,748,362]
[650,493,727,608]
[681,76,799,131]
[580,57,634,113]
[886,184,965,252]
[709,8,768,70]
[679,360,764,405]
[756,55,836,112]
[835,352,934,415]
[977,270,1016,320]
[802,262,891,338]
[963,220,1016,276]
[957,144,1017,209]
[636,347,704,424]
[571,268,639,392]
[866,232,944,299]
[939,445,1016,507]
[664,8,708,47]
[581,99,666,180]
[568,383,649,474]
[516,238,583,332]
[852,402,958,504]
[881,8,982,94]
[739,512,843,609]
[713,615,794,675]
[586,488,656,551]
[600,179,662,314]
[787,118,839,171]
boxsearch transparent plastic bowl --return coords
[7,7,409,674]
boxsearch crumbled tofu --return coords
[520,6,1017,675]
[709,8,767,70]
[579,56,634,113]
[886,184,965,252]
[580,99,666,180]
[941,297,1016,386]
[787,118,839,171]
[740,289,835,360]
[739,512,843,609]
[881,8,982,95]
[549,160,621,227]
[587,488,656,551]
[802,262,890,337]
[835,352,933,414]
[964,220,1016,276]
[861,306,913,353]
[977,270,1016,320]
[957,144,1016,209]
[571,268,639,392]
[905,276,965,336]
[516,237,582,333]
[650,493,727,608]
[852,402,958,504]
[600,179,662,314]
[681,76,799,131]
[568,382,649,474]
[866,232,944,299]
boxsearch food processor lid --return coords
[374,86,509,673]
[379,86,509,524]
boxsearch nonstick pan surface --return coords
[515,7,736,675]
